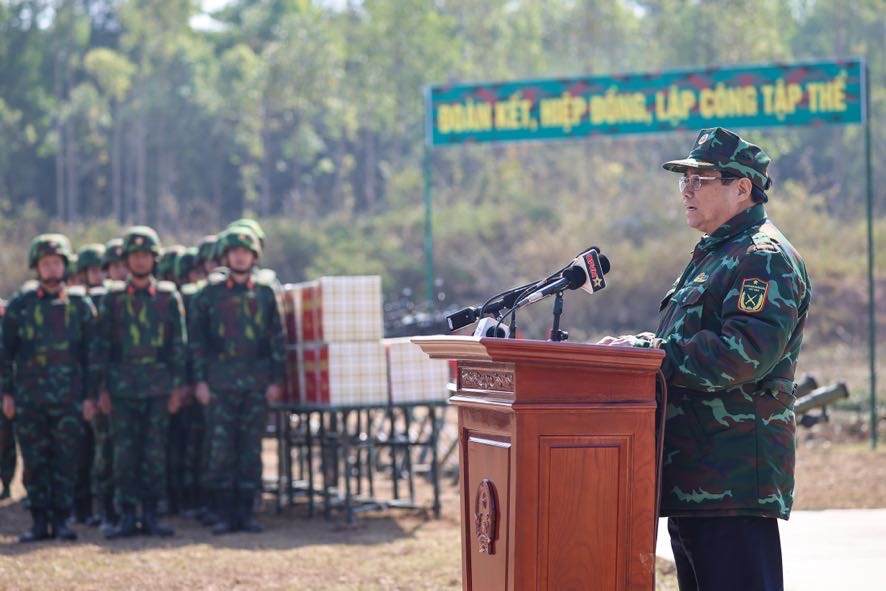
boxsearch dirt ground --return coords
[1,421,884,590]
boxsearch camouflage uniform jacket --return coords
[95,278,186,399]
[1,285,97,405]
[189,269,285,392]
[649,204,811,520]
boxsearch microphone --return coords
[445,281,539,331]
[517,249,611,306]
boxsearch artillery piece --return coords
[793,374,850,428]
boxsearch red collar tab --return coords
[127,281,156,295]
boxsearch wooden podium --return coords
[413,336,664,591]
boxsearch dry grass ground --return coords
[1,418,884,590]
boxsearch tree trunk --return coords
[363,128,376,211]
[111,103,123,223]
[260,121,272,217]
[54,51,65,221]
[65,117,77,224]
[135,113,147,223]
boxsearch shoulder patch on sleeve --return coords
[181,282,199,296]
[66,285,87,297]
[156,280,178,293]
[737,278,769,313]
[89,286,108,297]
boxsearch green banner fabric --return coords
[425,58,864,146]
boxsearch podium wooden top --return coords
[411,335,664,373]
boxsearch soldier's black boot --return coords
[51,509,78,541]
[104,504,139,540]
[141,499,174,537]
[19,508,51,543]
[199,490,219,527]
[99,494,118,534]
[237,491,263,534]
[211,490,237,535]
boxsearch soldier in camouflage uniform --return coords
[90,238,127,532]
[95,226,187,539]
[0,297,15,500]
[600,128,811,591]
[103,238,129,282]
[69,244,107,525]
[196,235,218,278]
[158,245,185,284]
[190,228,284,534]
[1,234,97,542]
[173,248,207,517]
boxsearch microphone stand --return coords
[549,291,568,342]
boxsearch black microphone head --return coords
[598,254,611,274]
[446,306,480,331]
[563,266,587,290]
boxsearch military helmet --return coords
[28,233,73,269]
[157,245,185,278]
[218,227,262,259]
[196,234,218,265]
[76,243,106,272]
[175,247,199,282]
[103,238,125,268]
[122,226,162,256]
[66,254,79,278]
[227,218,266,247]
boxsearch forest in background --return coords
[0,0,884,392]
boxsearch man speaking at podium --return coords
[599,128,811,591]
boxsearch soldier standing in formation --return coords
[190,228,284,534]
[1,235,97,542]
[96,226,186,539]
[0,297,15,500]
[70,244,106,525]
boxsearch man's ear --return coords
[735,177,755,205]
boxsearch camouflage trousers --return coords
[206,389,266,493]
[91,412,114,500]
[14,398,83,511]
[181,402,205,496]
[112,396,169,507]
[166,410,187,508]
[1,412,16,487]
[75,417,95,506]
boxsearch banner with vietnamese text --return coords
[425,59,864,146]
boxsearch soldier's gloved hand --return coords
[265,383,282,404]
[83,399,97,422]
[2,394,14,420]
[168,388,183,415]
[99,390,112,415]
[195,382,211,406]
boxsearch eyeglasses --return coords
[679,175,723,192]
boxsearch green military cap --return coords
[157,245,185,279]
[175,247,199,282]
[218,227,262,259]
[76,243,106,272]
[196,234,218,265]
[227,218,266,247]
[122,226,162,256]
[103,238,125,268]
[662,127,772,192]
[29,233,73,269]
